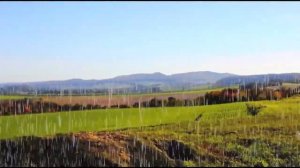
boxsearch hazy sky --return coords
[0,2,300,82]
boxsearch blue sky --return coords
[0,2,300,82]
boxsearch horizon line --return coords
[1,70,300,84]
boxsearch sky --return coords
[0,2,300,83]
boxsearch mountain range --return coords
[0,71,233,91]
[1,71,300,93]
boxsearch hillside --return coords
[1,96,300,166]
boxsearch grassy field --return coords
[1,96,300,140]
[125,96,300,166]
[1,95,300,166]
[0,95,36,100]
[0,102,245,140]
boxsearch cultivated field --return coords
[40,87,229,106]
[1,94,300,166]
[0,103,244,140]
[0,95,35,100]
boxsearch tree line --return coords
[1,82,299,116]
[204,82,300,105]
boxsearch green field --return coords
[1,95,300,141]
[0,102,245,140]
[1,96,300,141]
[1,95,300,166]
[124,96,300,166]
[0,95,34,100]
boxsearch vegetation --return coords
[0,105,210,139]
[204,82,300,104]
[0,95,35,100]
[120,95,300,166]
[1,96,300,166]
[1,89,300,166]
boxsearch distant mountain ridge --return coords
[170,71,234,84]
[216,73,300,86]
[1,72,300,93]
[0,71,235,91]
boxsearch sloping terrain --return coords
[1,96,300,167]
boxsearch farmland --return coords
[40,87,229,106]
[1,95,300,166]
[0,87,227,107]
[0,102,244,140]
[0,95,35,100]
